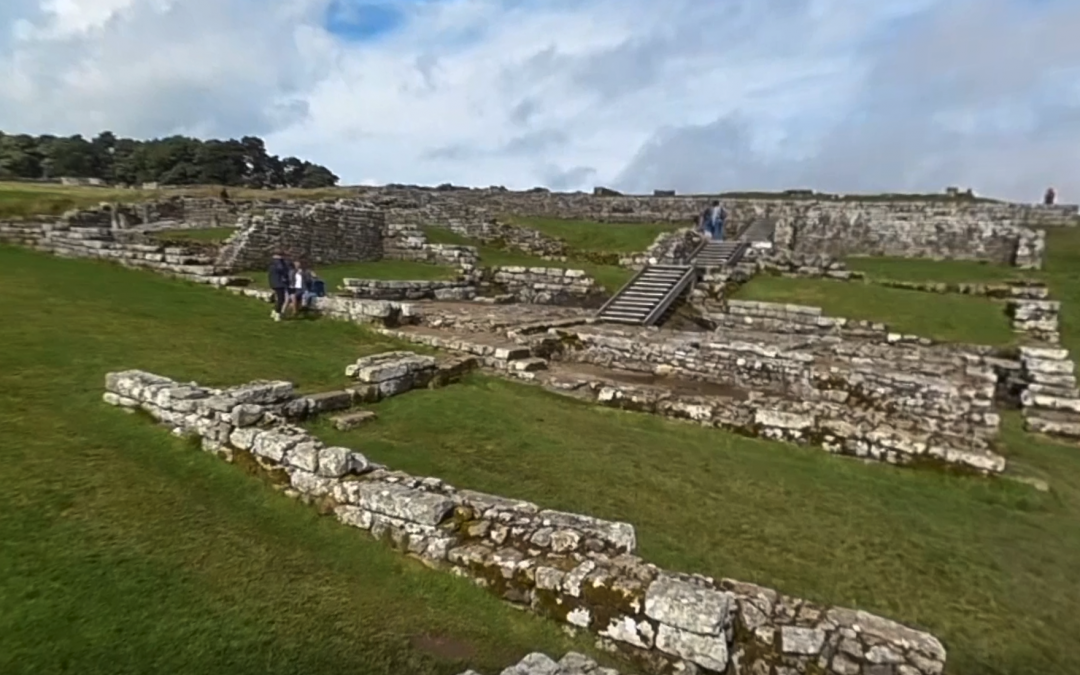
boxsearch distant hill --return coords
[0,131,338,189]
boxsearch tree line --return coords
[0,131,339,189]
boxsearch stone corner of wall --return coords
[100,362,948,675]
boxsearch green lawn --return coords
[241,260,460,291]
[423,226,634,292]
[3,245,1080,675]
[845,256,1037,284]
[151,227,238,243]
[0,181,147,218]
[502,216,681,253]
[0,246,598,675]
[731,276,1016,345]
[308,379,1079,675]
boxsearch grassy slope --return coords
[844,256,1038,284]
[5,184,1080,675]
[1,244,1075,675]
[0,182,355,219]
[733,240,1080,346]
[0,247,600,675]
[308,381,1080,675]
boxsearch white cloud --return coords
[1,0,1078,201]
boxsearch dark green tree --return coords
[0,130,339,188]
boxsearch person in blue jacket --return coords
[267,251,291,322]
[698,200,727,240]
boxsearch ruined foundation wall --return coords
[356,187,1053,267]
[364,190,567,257]
[553,326,1002,471]
[103,367,948,675]
[381,222,479,266]
[216,202,385,272]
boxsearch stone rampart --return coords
[378,186,1075,229]
[103,365,948,675]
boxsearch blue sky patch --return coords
[324,1,406,41]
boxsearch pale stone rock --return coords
[355,482,454,526]
[644,575,732,636]
[654,623,728,672]
[780,626,825,655]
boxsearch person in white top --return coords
[287,260,312,317]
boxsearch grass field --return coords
[503,216,681,253]
[2,242,1080,675]
[0,246,601,675]
[733,234,1080,347]
[844,256,1037,284]
[0,181,355,219]
[730,276,1017,345]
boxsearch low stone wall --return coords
[216,201,384,271]
[468,266,608,306]
[617,229,701,269]
[1019,346,1080,440]
[0,219,237,283]
[1007,297,1060,344]
[102,365,947,675]
[717,300,897,341]
[381,223,479,266]
[549,325,1004,472]
[341,278,477,302]
[752,250,858,279]
[368,191,567,258]
[226,286,424,327]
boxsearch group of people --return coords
[698,200,728,240]
[267,252,325,322]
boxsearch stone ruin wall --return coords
[215,201,385,272]
[362,190,568,258]
[339,267,606,306]
[102,364,948,675]
[381,222,479,267]
[355,187,1056,268]
[544,324,1004,473]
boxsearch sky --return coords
[0,0,1078,201]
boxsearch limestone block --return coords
[644,575,732,635]
[355,482,454,526]
[654,623,729,671]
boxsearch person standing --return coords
[699,200,728,240]
[287,260,316,317]
[267,251,291,322]
[1045,187,1056,205]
